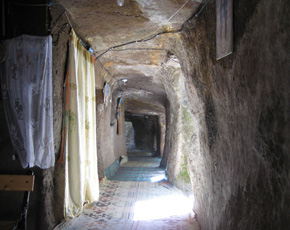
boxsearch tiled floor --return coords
[54,151,199,230]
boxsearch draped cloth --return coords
[62,30,99,218]
[0,35,54,169]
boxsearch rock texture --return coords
[0,0,289,230]
[59,0,199,51]
[166,0,290,229]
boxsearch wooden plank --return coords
[0,221,16,230]
[0,175,35,191]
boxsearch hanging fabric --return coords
[103,82,110,107]
[62,29,99,218]
[116,97,122,135]
[0,35,54,169]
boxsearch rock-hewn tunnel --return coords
[0,0,289,230]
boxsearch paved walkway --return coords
[55,151,199,230]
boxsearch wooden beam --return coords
[0,175,35,191]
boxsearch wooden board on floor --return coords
[0,175,35,191]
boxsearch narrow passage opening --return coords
[110,111,164,181]
[55,109,199,230]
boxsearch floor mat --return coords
[108,167,166,182]
[66,180,199,230]
[122,161,161,168]
[122,157,161,168]
[54,153,199,230]
[127,151,153,157]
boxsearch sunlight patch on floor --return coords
[149,174,166,182]
[133,194,194,221]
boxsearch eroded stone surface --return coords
[166,0,290,229]
[54,0,290,229]
[59,0,199,51]
[1,0,289,230]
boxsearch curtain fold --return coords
[0,35,54,169]
[63,30,99,217]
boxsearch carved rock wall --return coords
[162,0,290,229]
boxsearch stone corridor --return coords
[1,0,289,229]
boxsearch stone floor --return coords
[54,151,199,230]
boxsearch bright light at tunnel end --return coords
[133,194,195,221]
[149,174,167,182]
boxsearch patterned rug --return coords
[122,156,161,168]
[127,151,153,157]
[108,154,164,181]
[122,161,161,168]
[55,180,199,230]
[54,153,200,230]
[108,167,166,182]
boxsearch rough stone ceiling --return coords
[59,0,201,114]
[123,98,165,116]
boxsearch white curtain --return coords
[62,30,99,217]
[0,35,54,169]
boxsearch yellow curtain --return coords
[63,30,99,217]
